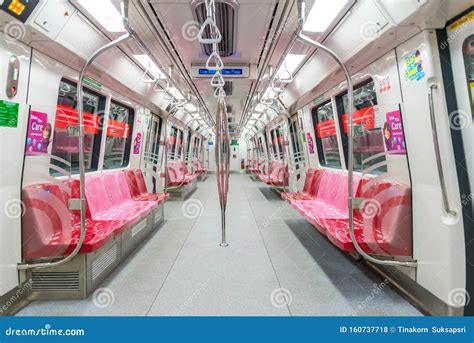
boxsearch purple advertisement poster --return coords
[383,110,406,154]
[306,133,315,154]
[26,111,51,155]
[133,132,142,154]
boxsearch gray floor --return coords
[17,174,422,316]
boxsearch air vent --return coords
[193,1,238,57]
[31,272,80,292]
[91,243,118,281]
[223,82,233,96]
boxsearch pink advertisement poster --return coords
[133,132,142,155]
[26,111,51,155]
[384,110,406,154]
[306,133,315,154]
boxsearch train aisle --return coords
[17,175,421,316]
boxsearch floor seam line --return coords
[244,180,293,316]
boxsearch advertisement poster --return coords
[404,50,425,81]
[383,110,406,154]
[306,132,315,154]
[133,132,142,155]
[25,111,51,155]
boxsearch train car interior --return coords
[0,0,473,317]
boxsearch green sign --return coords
[0,100,19,128]
[83,77,102,91]
[231,139,239,146]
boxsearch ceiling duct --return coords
[193,0,239,57]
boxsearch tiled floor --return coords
[17,174,422,316]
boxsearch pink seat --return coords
[282,169,322,202]
[125,169,169,204]
[287,168,413,257]
[167,161,191,187]
[63,179,129,237]
[177,160,199,181]
[85,172,157,225]
[21,181,122,259]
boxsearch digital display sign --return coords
[198,68,243,76]
[0,0,40,23]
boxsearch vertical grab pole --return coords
[17,3,132,270]
[162,118,169,193]
[296,0,416,268]
[216,99,230,247]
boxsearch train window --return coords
[338,79,387,174]
[258,136,264,156]
[185,131,192,161]
[51,79,105,175]
[463,34,474,114]
[192,136,198,158]
[169,126,178,159]
[311,101,342,168]
[144,114,162,165]
[263,134,269,158]
[177,129,184,159]
[103,101,134,170]
[289,116,303,163]
[275,127,283,159]
[270,130,277,158]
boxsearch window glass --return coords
[169,126,178,158]
[340,79,386,173]
[258,136,264,156]
[289,116,302,162]
[312,101,342,168]
[144,115,162,165]
[270,130,277,158]
[185,131,192,161]
[275,127,283,158]
[103,101,134,170]
[463,34,474,115]
[176,129,184,159]
[51,79,105,174]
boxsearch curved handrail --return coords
[296,0,415,267]
[18,3,132,270]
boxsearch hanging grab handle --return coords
[211,71,225,87]
[206,51,224,71]
[198,17,222,44]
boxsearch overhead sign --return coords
[191,64,253,79]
